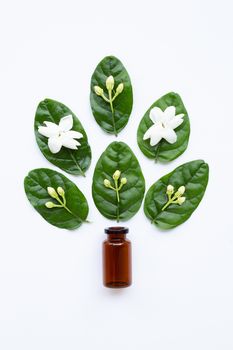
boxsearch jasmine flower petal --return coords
[161,127,177,144]
[44,121,60,130]
[59,115,73,132]
[164,106,176,121]
[168,114,184,129]
[149,107,164,123]
[143,124,163,146]
[143,125,155,140]
[65,130,83,139]
[38,125,59,138]
[150,132,163,146]
[48,136,63,153]
[61,136,80,150]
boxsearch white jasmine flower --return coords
[104,179,111,188]
[116,83,124,94]
[106,75,114,91]
[166,184,174,195]
[94,86,103,96]
[143,106,184,146]
[38,115,83,154]
[57,187,65,197]
[177,196,186,205]
[45,201,55,208]
[120,177,127,185]
[47,187,57,198]
[113,170,121,180]
[177,185,185,196]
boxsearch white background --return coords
[0,0,233,349]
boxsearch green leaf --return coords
[137,92,190,162]
[35,98,91,176]
[90,56,133,136]
[92,142,145,221]
[144,160,209,229]
[24,168,89,230]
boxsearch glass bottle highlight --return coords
[103,227,132,288]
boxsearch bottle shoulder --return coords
[103,239,131,247]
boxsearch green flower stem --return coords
[55,195,73,215]
[60,193,66,206]
[116,189,120,203]
[108,89,117,136]
[109,90,113,113]
[162,195,181,211]
[112,92,119,102]
[114,179,120,202]
[101,93,110,103]
[118,183,124,191]
[162,200,172,211]
[63,205,73,214]
[51,204,63,208]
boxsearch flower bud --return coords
[47,187,57,198]
[57,187,65,197]
[120,177,127,185]
[166,184,174,195]
[45,201,55,209]
[106,75,114,91]
[177,196,186,205]
[116,83,124,94]
[104,179,111,188]
[177,186,185,196]
[94,86,103,96]
[113,170,121,181]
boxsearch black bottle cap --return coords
[105,226,129,234]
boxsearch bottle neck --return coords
[107,233,126,241]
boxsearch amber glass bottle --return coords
[103,227,132,288]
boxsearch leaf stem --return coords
[63,205,73,214]
[68,150,86,177]
[154,143,161,163]
[116,202,120,222]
